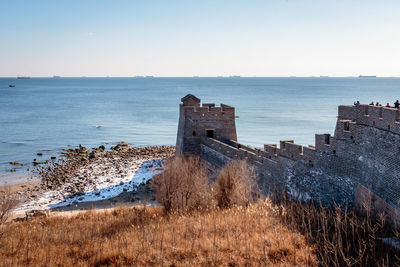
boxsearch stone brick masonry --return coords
[176,94,400,225]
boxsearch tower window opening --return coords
[206,129,215,138]
[344,121,350,131]
[324,134,330,145]
[192,131,196,136]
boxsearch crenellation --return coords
[262,141,316,162]
[335,120,357,139]
[302,146,316,162]
[202,103,215,109]
[338,105,356,120]
[209,106,222,113]
[284,142,303,158]
[264,144,278,156]
[195,106,212,113]
[279,140,294,149]
[315,134,331,150]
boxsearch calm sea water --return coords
[1,77,399,180]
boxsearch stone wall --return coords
[207,104,399,213]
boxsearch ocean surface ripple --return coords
[1,77,399,179]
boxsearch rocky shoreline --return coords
[6,143,175,215]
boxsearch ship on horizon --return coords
[358,75,377,78]
[17,76,31,79]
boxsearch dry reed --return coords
[273,193,400,267]
[214,160,259,209]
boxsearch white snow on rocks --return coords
[13,158,164,214]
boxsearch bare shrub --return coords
[0,187,19,238]
[151,156,211,212]
[213,160,260,209]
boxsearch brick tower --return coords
[176,94,237,154]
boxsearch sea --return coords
[1,77,399,182]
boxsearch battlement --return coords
[263,140,315,162]
[183,104,235,117]
[176,94,237,154]
[338,104,400,134]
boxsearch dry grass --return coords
[0,202,317,266]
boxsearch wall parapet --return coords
[338,104,400,134]
[263,140,315,162]
[201,137,273,165]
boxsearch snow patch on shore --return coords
[13,158,164,214]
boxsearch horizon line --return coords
[1,75,399,79]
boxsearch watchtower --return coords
[176,94,237,154]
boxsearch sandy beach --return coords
[0,174,39,187]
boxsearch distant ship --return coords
[359,75,377,78]
[145,75,154,78]
[9,84,15,87]
[53,75,61,78]
[229,75,241,78]
[320,75,329,78]
[17,76,31,79]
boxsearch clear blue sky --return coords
[1,0,399,77]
